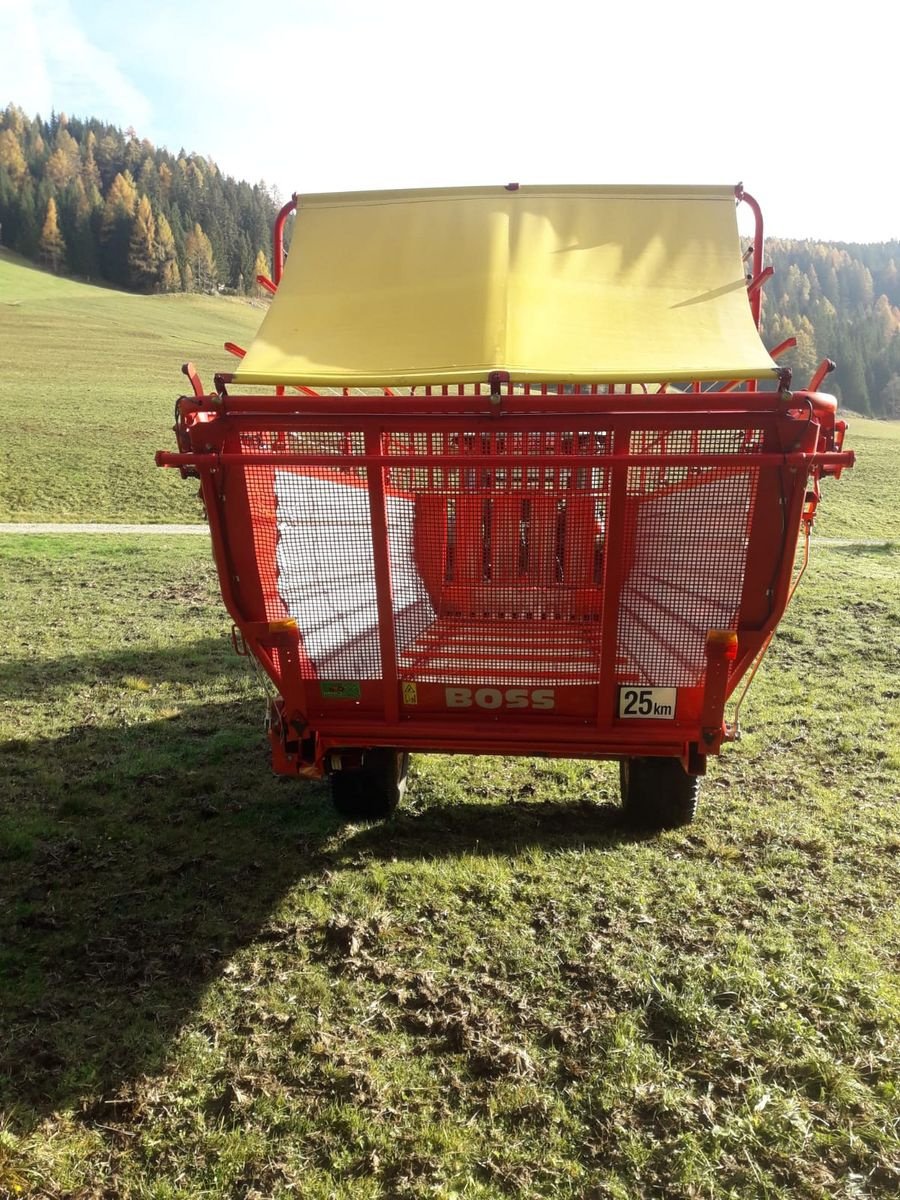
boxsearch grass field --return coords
[0,253,263,524]
[1,257,899,1196]
[1,529,899,1193]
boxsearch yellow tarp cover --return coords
[233,185,778,388]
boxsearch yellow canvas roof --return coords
[233,184,778,388]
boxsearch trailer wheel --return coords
[329,749,409,822]
[619,756,700,830]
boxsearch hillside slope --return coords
[0,253,264,522]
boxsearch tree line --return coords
[761,239,900,416]
[1,104,898,414]
[0,104,279,295]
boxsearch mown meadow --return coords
[0,256,898,1198]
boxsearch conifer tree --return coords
[183,222,216,292]
[81,131,102,192]
[0,128,27,181]
[15,178,40,257]
[882,374,900,417]
[128,194,158,291]
[253,248,271,295]
[38,196,66,271]
[791,316,819,385]
[45,127,80,188]
[156,212,181,292]
[60,177,100,278]
[100,169,138,284]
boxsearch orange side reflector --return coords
[267,619,298,634]
[707,629,739,659]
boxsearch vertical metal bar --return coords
[595,434,631,729]
[272,196,297,286]
[364,430,400,723]
[737,188,765,393]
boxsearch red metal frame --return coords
[159,390,852,778]
[158,186,854,782]
[273,196,297,285]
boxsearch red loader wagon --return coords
[157,184,854,830]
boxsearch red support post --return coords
[364,430,400,724]
[273,196,298,286]
[699,630,739,753]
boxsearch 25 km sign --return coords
[617,686,677,720]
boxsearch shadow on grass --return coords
[342,790,633,862]
[825,540,896,555]
[0,636,242,698]
[0,698,339,1130]
[0,695,641,1131]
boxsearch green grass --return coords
[1,256,899,1195]
[813,418,900,542]
[0,252,263,523]
[1,534,898,1198]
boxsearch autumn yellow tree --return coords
[45,127,80,189]
[0,128,27,181]
[38,196,66,271]
[100,170,138,284]
[156,212,181,292]
[253,248,271,295]
[128,194,158,291]
[183,222,216,292]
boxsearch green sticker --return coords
[320,680,361,700]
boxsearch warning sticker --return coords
[320,680,361,701]
[402,682,418,705]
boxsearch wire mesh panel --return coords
[385,429,610,687]
[615,428,762,687]
[236,420,763,697]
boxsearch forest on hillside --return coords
[0,104,279,297]
[760,240,900,416]
[1,104,899,415]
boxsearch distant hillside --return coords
[2,102,899,415]
[761,239,900,417]
[0,250,263,523]
[0,103,280,300]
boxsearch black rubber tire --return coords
[619,756,700,830]
[329,748,409,822]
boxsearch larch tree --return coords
[128,194,158,291]
[81,131,102,193]
[183,222,216,292]
[156,212,181,292]
[45,127,80,189]
[100,169,138,284]
[253,249,271,295]
[0,128,27,182]
[60,176,100,278]
[38,196,66,271]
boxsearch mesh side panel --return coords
[626,427,764,496]
[274,469,387,679]
[616,453,759,687]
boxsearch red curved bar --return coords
[273,195,298,286]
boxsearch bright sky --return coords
[2,0,898,242]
